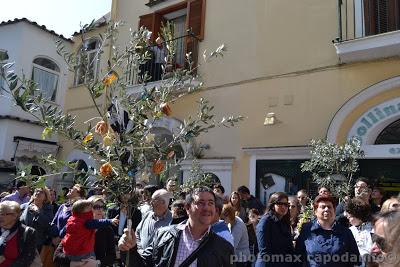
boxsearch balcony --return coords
[125,34,199,93]
[334,0,400,63]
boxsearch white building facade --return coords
[0,19,72,190]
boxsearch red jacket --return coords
[62,211,95,256]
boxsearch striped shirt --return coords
[174,222,210,267]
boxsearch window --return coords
[364,0,400,36]
[139,0,205,64]
[32,57,60,101]
[375,119,400,144]
[0,49,8,92]
[74,39,100,86]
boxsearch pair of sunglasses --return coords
[371,233,389,252]
[275,202,289,207]
[93,205,105,210]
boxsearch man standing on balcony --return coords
[149,36,168,81]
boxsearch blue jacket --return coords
[255,211,294,267]
[51,203,72,237]
[211,220,234,246]
[294,220,361,267]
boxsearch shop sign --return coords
[348,98,400,143]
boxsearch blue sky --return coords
[0,0,112,37]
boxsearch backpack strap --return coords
[178,232,212,267]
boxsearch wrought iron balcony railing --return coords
[125,34,199,85]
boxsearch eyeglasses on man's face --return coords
[150,198,164,204]
[275,202,289,207]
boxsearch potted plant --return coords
[301,137,364,202]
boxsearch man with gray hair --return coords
[135,189,173,256]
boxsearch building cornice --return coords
[243,146,310,159]
[0,115,41,126]
[0,18,73,43]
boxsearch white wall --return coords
[0,21,72,163]
[0,118,58,161]
[0,21,71,117]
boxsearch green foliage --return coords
[160,21,176,65]
[301,137,364,201]
[180,159,215,194]
[296,199,314,235]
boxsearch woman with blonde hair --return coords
[20,186,53,252]
[221,203,251,267]
[370,210,400,267]
[380,197,399,212]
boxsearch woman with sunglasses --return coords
[53,196,118,267]
[20,186,53,253]
[255,192,294,267]
[371,210,400,267]
[89,195,116,267]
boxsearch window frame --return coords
[138,0,206,41]
[74,38,101,86]
[137,0,205,80]
[0,49,7,92]
[31,56,60,102]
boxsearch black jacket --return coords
[106,204,142,235]
[128,224,235,267]
[95,226,116,267]
[9,223,37,267]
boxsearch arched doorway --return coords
[327,76,400,196]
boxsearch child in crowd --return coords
[62,199,118,267]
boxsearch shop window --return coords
[74,39,100,86]
[375,119,400,144]
[32,57,60,101]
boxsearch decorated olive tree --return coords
[301,137,364,202]
[0,21,243,226]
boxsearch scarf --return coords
[0,221,20,255]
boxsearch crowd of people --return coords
[0,177,399,267]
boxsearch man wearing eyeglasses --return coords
[135,189,173,257]
[118,186,234,266]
